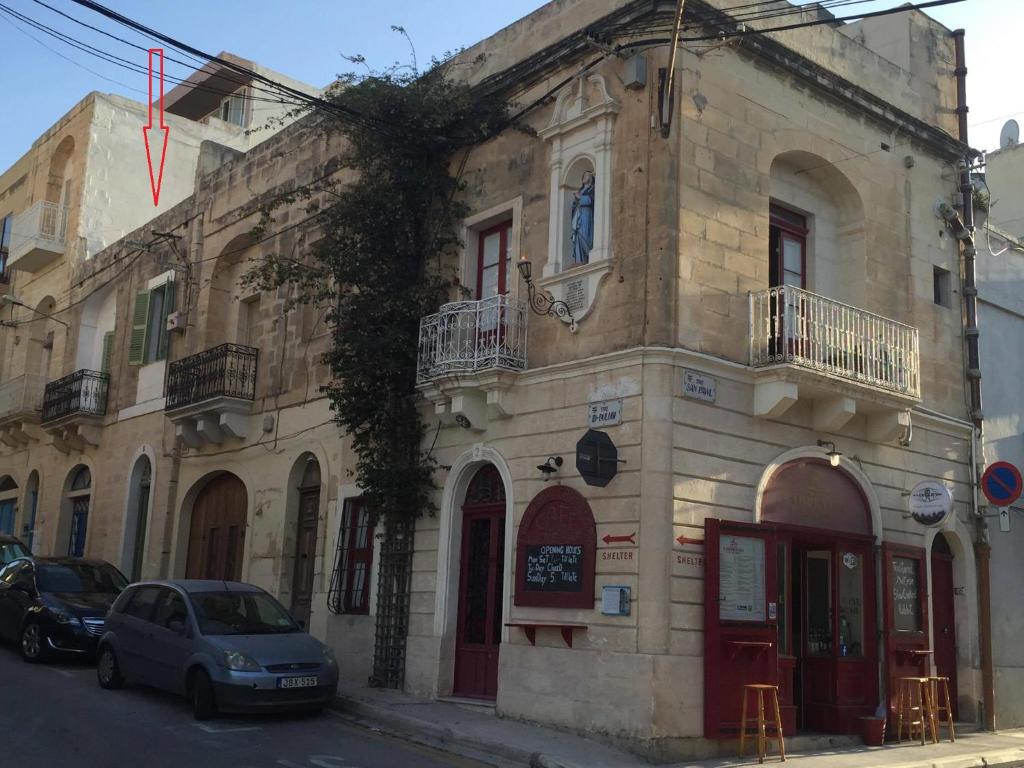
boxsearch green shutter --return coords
[100,331,114,373]
[156,281,175,361]
[127,290,150,365]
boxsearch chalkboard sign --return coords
[524,544,584,592]
[515,486,596,609]
[892,556,922,632]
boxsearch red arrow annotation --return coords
[676,535,704,547]
[143,49,169,207]
[602,532,636,545]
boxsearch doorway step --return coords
[436,696,497,715]
[783,733,862,752]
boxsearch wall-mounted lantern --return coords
[517,255,577,332]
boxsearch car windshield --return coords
[36,563,128,594]
[0,541,29,565]
[191,591,299,636]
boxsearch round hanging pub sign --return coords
[908,480,953,527]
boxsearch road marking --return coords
[193,723,262,734]
[49,668,75,678]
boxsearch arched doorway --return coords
[931,534,958,719]
[453,464,506,700]
[123,455,152,582]
[0,476,18,535]
[705,457,878,737]
[65,466,91,557]
[23,471,39,550]
[290,455,321,628]
[186,473,247,580]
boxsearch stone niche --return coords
[537,73,619,326]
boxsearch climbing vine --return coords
[245,55,508,525]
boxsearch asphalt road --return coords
[0,643,490,768]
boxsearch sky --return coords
[0,0,1019,171]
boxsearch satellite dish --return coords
[1000,119,1020,149]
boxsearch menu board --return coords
[523,544,584,592]
[892,556,922,632]
[719,535,766,621]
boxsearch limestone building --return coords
[0,0,997,759]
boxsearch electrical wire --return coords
[27,0,313,108]
[0,4,306,109]
[65,0,387,132]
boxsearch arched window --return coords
[65,465,92,557]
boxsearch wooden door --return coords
[704,518,779,737]
[882,544,930,727]
[453,466,506,700]
[186,474,247,581]
[931,542,958,719]
[475,222,511,300]
[290,488,319,627]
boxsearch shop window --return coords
[838,550,864,657]
[892,555,922,632]
[327,498,374,615]
[128,279,175,365]
[805,550,832,655]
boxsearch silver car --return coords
[95,580,339,719]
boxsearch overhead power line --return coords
[65,0,384,131]
[0,3,306,109]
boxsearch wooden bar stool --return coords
[894,677,938,745]
[740,684,786,763]
[926,676,956,742]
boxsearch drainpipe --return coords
[950,28,995,731]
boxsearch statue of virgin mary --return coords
[569,171,595,265]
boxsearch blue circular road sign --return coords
[981,462,1023,506]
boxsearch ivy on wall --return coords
[246,55,509,685]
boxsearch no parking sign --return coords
[981,462,1023,507]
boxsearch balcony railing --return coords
[749,286,920,398]
[41,369,109,424]
[11,201,68,257]
[0,374,46,423]
[166,343,258,411]
[417,295,527,383]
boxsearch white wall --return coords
[77,95,249,261]
[977,225,1024,726]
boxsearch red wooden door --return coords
[931,544,958,719]
[186,474,247,581]
[454,466,506,700]
[704,518,778,738]
[882,544,931,727]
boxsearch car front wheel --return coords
[96,647,124,689]
[20,622,47,663]
[189,669,217,721]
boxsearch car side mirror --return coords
[168,619,187,636]
[13,580,33,594]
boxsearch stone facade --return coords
[0,0,996,760]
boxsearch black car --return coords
[0,557,127,662]
[0,534,30,568]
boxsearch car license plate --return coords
[278,676,318,689]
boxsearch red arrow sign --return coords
[143,49,169,207]
[602,532,636,545]
[676,535,704,547]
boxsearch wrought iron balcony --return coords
[417,295,527,384]
[166,343,258,412]
[41,369,109,424]
[749,286,920,397]
[10,201,69,272]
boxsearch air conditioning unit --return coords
[166,312,187,332]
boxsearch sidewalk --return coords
[330,684,1024,768]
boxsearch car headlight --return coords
[50,609,81,627]
[321,645,337,666]
[221,650,262,672]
